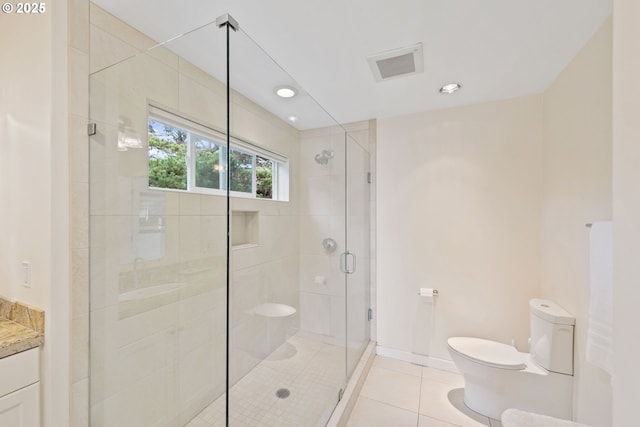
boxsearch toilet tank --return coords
[529,299,575,375]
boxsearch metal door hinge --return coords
[87,122,97,136]
[367,172,372,184]
[338,388,344,401]
[368,308,373,321]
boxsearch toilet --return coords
[447,299,575,420]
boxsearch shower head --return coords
[314,149,335,165]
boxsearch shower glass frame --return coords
[88,12,370,427]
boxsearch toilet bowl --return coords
[447,299,575,420]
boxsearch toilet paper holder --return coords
[417,288,439,296]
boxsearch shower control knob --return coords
[321,238,337,253]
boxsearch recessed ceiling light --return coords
[275,86,297,98]
[439,83,462,94]
[287,115,298,123]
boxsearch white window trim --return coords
[149,105,288,162]
[148,105,289,201]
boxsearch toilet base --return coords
[455,353,573,420]
[463,358,573,420]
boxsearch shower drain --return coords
[275,388,290,399]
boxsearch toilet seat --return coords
[448,337,526,370]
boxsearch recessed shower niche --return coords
[231,210,259,248]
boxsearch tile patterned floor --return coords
[187,343,501,427]
[186,333,345,427]
[346,356,503,427]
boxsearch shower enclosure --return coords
[89,11,371,426]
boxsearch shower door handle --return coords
[341,251,356,274]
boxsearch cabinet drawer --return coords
[0,348,39,398]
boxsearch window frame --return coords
[147,105,288,201]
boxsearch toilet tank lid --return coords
[529,299,575,325]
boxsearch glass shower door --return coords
[225,26,348,427]
[345,133,371,377]
[88,9,370,426]
[89,21,229,426]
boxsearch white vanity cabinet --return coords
[0,348,40,426]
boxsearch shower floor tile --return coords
[186,332,345,427]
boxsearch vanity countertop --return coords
[0,297,44,359]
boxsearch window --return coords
[147,106,288,200]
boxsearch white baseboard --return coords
[375,345,459,374]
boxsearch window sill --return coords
[231,243,259,251]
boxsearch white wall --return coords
[376,19,614,426]
[377,95,544,361]
[541,18,612,425]
[0,0,53,308]
[0,1,71,426]
[612,0,640,425]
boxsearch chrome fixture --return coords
[276,388,291,399]
[314,149,335,165]
[321,238,337,253]
[340,251,356,274]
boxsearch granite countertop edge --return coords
[0,297,45,359]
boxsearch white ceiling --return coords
[93,0,612,129]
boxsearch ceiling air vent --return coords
[367,43,424,82]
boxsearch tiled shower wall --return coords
[69,3,376,426]
[298,125,348,340]
[80,4,301,425]
[298,121,375,370]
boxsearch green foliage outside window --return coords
[148,118,275,198]
[256,156,272,199]
[230,150,252,193]
[195,140,221,189]
[148,134,187,190]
